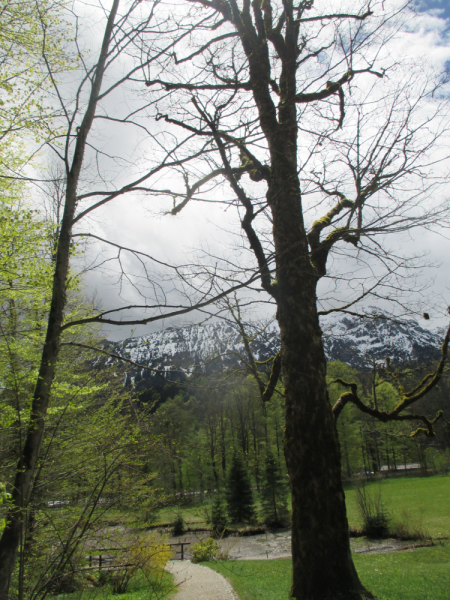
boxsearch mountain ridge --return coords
[99,311,445,389]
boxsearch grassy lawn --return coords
[153,503,211,527]
[154,474,450,536]
[202,475,450,600]
[206,544,450,600]
[343,474,450,538]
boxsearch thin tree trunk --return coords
[0,3,120,595]
[208,423,219,486]
[219,412,226,476]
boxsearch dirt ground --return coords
[167,529,430,561]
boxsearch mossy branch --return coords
[307,196,356,277]
[261,351,282,403]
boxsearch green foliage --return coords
[190,537,219,563]
[259,452,289,527]
[147,356,450,511]
[0,196,55,528]
[210,494,228,537]
[226,453,255,524]
[326,359,449,477]
[2,380,164,599]
[0,0,75,156]
[108,533,173,594]
[0,482,10,531]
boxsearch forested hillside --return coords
[93,313,449,498]
[104,353,450,498]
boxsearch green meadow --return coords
[205,474,450,600]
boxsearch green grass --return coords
[154,474,450,537]
[343,474,450,538]
[206,544,450,600]
[153,500,268,530]
[153,502,211,527]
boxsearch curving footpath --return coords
[166,560,239,600]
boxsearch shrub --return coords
[171,514,185,536]
[190,537,219,563]
[391,508,429,541]
[355,483,390,538]
[110,532,173,594]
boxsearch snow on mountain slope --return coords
[101,310,444,388]
[321,310,443,367]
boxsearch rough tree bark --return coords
[266,122,369,600]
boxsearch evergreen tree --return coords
[225,453,255,523]
[211,494,228,537]
[260,452,289,527]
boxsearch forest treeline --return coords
[135,356,450,500]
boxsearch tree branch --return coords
[296,10,373,24]
[332,320,450,437]
[60,274,259,331]
[191,98,277,299]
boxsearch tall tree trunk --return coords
[269,167,371,599]
[0,3,120,595]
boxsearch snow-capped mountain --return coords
[321,311,444,367]
[101,310,445,388]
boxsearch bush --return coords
[355,483,390,538]
[172,514,185,536]
[391,508,429,541]
[190,537,219,563]
[110,532,173,594]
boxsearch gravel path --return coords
[166,560,239,600]
[167,530,426,561]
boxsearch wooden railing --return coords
[85,541,191,567]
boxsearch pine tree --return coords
[211,494,228,537]
[260,452,289,527]
[225,453,255,523]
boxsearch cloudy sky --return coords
[54,0,450,341]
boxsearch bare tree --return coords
[0,1,255,594]
[140,1,450,598]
